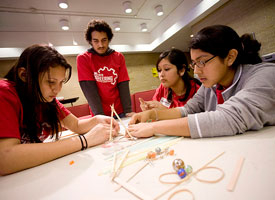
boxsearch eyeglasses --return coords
[189,55,216,69]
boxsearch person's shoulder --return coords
[257,62,275,69]
[0,80,15,91]
[77,50,92,58]
[243,62,275,74]
[244,62,275,68]
[0,80,18,100]
[112,51,124,57]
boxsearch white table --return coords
[1,121,275,200]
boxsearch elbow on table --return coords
[0,158,15,176]
[0,149,21,176]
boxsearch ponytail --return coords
[240,33,262,64]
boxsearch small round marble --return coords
[172,159,185,171]
[177,168,187,179]
[185,165,193,174]
[155,147,162,154]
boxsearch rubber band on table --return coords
[155,152,225,200]
[168,188,195,200]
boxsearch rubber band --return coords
[159,166,224,185]
[194,166,224,183]
[168,188,195,200]
[159,172,192,184]
[155,152,225,200]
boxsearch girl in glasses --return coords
[127,25,275,139]
[0,44,119,175]
[139,48,200,111]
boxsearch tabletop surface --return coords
[1,118,275,200]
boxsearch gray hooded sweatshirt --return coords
[179,62,275,138]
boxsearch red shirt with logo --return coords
[77,51,130,116]
[0,80,70,143]
[153,80,200,108]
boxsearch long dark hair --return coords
[156,48,200,102]
[189,25,262,69]
[5,44,72,142]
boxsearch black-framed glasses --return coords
[189,55,216,69]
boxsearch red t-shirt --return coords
[153,80,200,108]
[0,80,70,143]
[77,51,130,116]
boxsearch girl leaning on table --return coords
[0,44,119,175]
[139,48,201,111]
[127,25,275,138]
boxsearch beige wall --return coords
[124,53,161,93]
[191,0,275,56]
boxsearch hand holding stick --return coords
[110,104,136,140]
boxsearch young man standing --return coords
[77,19,134,117]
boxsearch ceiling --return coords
[0,0,229,58]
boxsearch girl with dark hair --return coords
[127,25,275,139]
[139,48,200,111]
[0,44,119,175]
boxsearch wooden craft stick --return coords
[114,177,152,200]
[195,151,225,172]
[115,162,149,192]
[227,156,245,192]
[110,105,135,139]
[111,149,130,180]
[99,137,183,176]
[111,152,117,177]
[109,104,114,141]
[154,151,225,200]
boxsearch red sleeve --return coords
[77,53,95,81]
[0,81,22,139]
[117,53,130,83]
[56,99,71,120]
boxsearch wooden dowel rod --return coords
[111,149,130,180]
[115,162,149,192]
[110,152,117,178]
[114,177,152,200]
[109,104,114,141]
[227,157,245,192]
